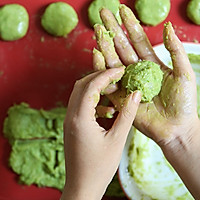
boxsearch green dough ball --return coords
[41,2,78,37]
[187,0,200,25]
[0,4,29,41]
[121,61,163,102]
[135,0,170,26]
[88,0,121,26]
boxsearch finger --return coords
[106,88,127,111]
[109,91,141,138]
[163,22,195,77]
[100,8,138,66]
[119,4,168,71]
[78,67,125,119]
[93,48,106,71]
[96,105,116,118]
[103,83,119,95]
[66,71,103,116]
[92,48,119,95]
[94,24,123,68]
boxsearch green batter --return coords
[41,2,78,37]
[122,60,163,102]
[128,129,194,199]
[0,4,29,41]
[187,0,200,25]
[188,53,200,64]
[135,0,171,26]
[4,103,66,190]
[88,0,121,26]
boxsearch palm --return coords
[135,69,196,143]
[93,5,197,144]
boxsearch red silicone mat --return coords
[0,0,199,199]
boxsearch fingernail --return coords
[132,91,142,103]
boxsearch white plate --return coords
[118,42,200,200]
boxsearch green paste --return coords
[41,2,78,37]
[121,61,163,102]
[188,53,200,117]
[188,53,200,64]
[135,0,171,26]
[88,0,121,27]
[187,0,200,25]
[4,103,66,190]
[128,128,194,199]
[0,4,29,41]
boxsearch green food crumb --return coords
[121,60,163,102]
[105,112,113,119]
[40,36,45,42]
[0,71,3,76]
[41,2,78,37]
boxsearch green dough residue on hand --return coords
[121,61,163,102]
[187,0,200,25]
[41,2,78,37]
[3,103,66,190]
[135,0,170,26]
[0,4,29,41]
[88,0,121,26]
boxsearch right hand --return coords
[93,4,199,147]
[61,68,141,200]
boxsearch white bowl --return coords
[118,42,200,200]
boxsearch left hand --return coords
[61,67,141,200]
[93,5,198,146]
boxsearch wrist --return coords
[159,118,200,199]
[160,118,200,158]
[61,188,100,200]
[61,181,105,200]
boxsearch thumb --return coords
[110,91,141,138]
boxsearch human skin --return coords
[60,68,141,200]
[94,5,200,199]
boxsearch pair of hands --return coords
[61,4,199,200]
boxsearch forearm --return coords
[60,178,107,200]
[60,186,102,200]
[161,119,200,199]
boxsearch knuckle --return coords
[122,107,134,120]
[85,80,96,91]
